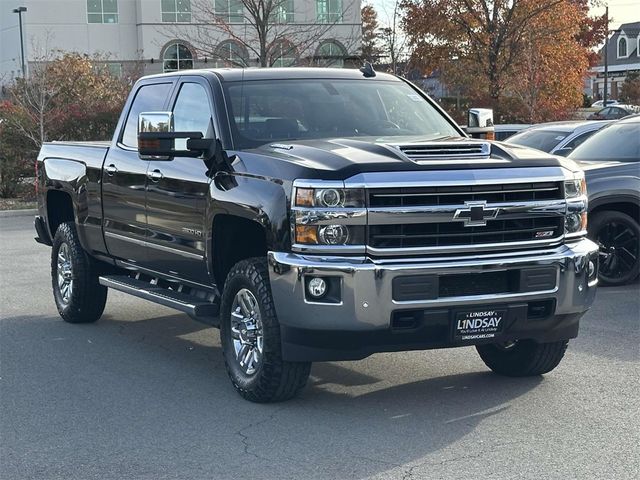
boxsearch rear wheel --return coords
[476,339,569,377]
[220,257,311,403]
[51,222,107,323]
[589,210,640,286]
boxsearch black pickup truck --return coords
[35,68,599,402]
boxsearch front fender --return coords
[205,169,291,266]
[587,175,640,212]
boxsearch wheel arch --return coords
[210,214,269,289]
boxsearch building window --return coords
[316,0,342,23]
[270,40,297,67]
[214,41,249,67]
[214,0,244,23]
[274,0,294,23]
[87,0,118,24]
[315,40,347,67]
[161,0,191,22]
[163,43,194,72]
[617,37,627,58]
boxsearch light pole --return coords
[12,6,27,78]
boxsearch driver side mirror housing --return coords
[138,111,213,159]
[465,108,495,140]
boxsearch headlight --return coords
[564,172,588,237]
[564,173,587,198]
[295,187,364,208]
[292,184,366,250]
[294,224,365,245]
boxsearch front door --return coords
[144,78,214,285]
[102,81,175,264]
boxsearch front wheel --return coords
[589,210,640,286]
[220,257,311,403]
[51,221,107,323]
[476,340,569,377]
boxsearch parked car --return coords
[568,115,640,286]
[506,120,612,156]
[494,124,532,141]
[590,99,619,108]
[587,105,639,120]
[34,67,598,402]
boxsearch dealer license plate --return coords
[454,309,506,342]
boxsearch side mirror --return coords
[554,147,573,157]
[465,108,495,140]
[138,111,213,159]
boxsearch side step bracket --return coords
[99,275,219,319]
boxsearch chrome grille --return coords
[397,142,490,160]
[366,181,566,255]
[369,182,563,207]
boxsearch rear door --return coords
[102,80,175,263]
[144,77,214,285]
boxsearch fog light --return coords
[307,277,327,298]
[318,224,349,245]
[565,213,581,233]
[588,260,596,278]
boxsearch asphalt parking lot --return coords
[1,213,638,480]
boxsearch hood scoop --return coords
[395,141,491,161]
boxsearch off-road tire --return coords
[589,210,640,286]
[476,340,569,377]
[220,257,311,403]
[51,221,107,323]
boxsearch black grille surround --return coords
[366,181,566,254]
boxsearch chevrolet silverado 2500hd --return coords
[34,68,599,402]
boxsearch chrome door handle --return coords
[105,164,118,176]
[148,169,164,182]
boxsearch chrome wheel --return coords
[230,288,263,375]
[56,243,73,304]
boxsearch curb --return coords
[0,209,37,218]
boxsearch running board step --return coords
[99,275,219,318]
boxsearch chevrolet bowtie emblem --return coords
[453,201,499,227]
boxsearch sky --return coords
[367,0,640,31]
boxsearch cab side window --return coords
[173,83,213,137]
[121,83,173,148]
[563,131,595,150]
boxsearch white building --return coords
[1,0,362,81]
[588,21,640,100]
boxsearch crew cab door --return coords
[144,77,214,285]
[102,80,175,263]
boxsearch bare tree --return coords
[168,0,359,68]
[379,0,407,74]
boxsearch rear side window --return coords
[507,129,568,153]
[121,82,173,148]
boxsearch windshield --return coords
[568,122,640,161]
[507,129,569,152]
[224,79,460,149]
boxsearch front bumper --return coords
[268,238,599,361]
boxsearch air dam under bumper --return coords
[268,239,598,362]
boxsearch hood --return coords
[237,136,580,180]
